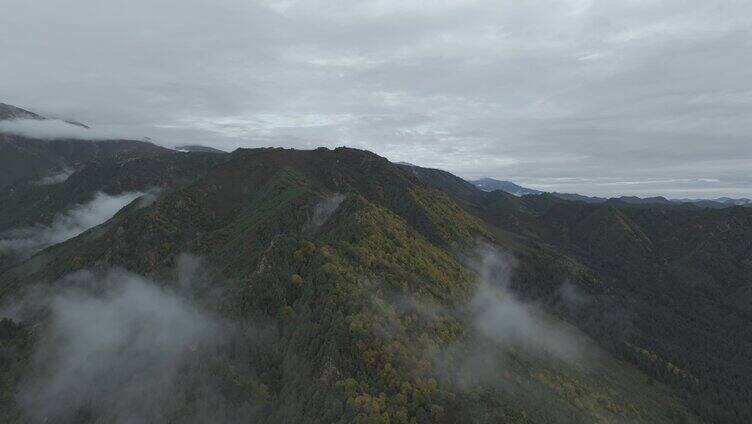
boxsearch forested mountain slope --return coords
[408,163,752,424]
[0,103,172,188]
[0,147,703,423]
[0,133,173,189]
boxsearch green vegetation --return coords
[412,163,752,424]
[1,146,742,423]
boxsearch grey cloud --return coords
[0,191,145,258]
[2,0,750,197]
[402,245,587,389]
[465,246,582,363]
[11,268,224,423]
[551,281,591,318]
[0,119,136,140]
[0,254,284,424]
[306,192,345,231]
[32,168,74,186]
[135,187,163,208]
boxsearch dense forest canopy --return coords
[0,138,749,423]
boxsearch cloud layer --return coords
[467,248,581,363]
[2,0,751,197]
[12,268,224,423]
[306,192,345,232]
[32,168,74,186]
[0,191,144,258]
[0,118,130,140]
[398,245,586,388]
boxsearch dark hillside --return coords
[0,147,699,423]
[405,163,752,423]
[0,133,173,188]
[0,103,44,121]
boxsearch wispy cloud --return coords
[1,0,751,197]
[393,245,586,389]
[0,191,146,258]
[0,119,134,140]
[32,168,74,186]
[2,255,275,423]
[11,268,223,423]
[305,193,345,232]
[466,247,581,362]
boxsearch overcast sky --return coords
[2,0,751,197]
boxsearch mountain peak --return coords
[0,102,44,121]
[0,102,89,129]
[175,144,227,154]
[471,177,543,196]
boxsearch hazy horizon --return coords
[2,0,750,198]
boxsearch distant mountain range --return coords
[472,177,750,209]
[471,177,544,196]
[0,102,44,121]
[0,103,169,189]
[2,102,752,423]
[175,144,227,153]
[0,102,89,128]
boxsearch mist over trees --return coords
[0,191,145,258]
[0,145,744,423]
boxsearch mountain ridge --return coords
[470,177,751,209]
[0,145,707,423]
[0,104,749,422]
[0,102,172,188]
